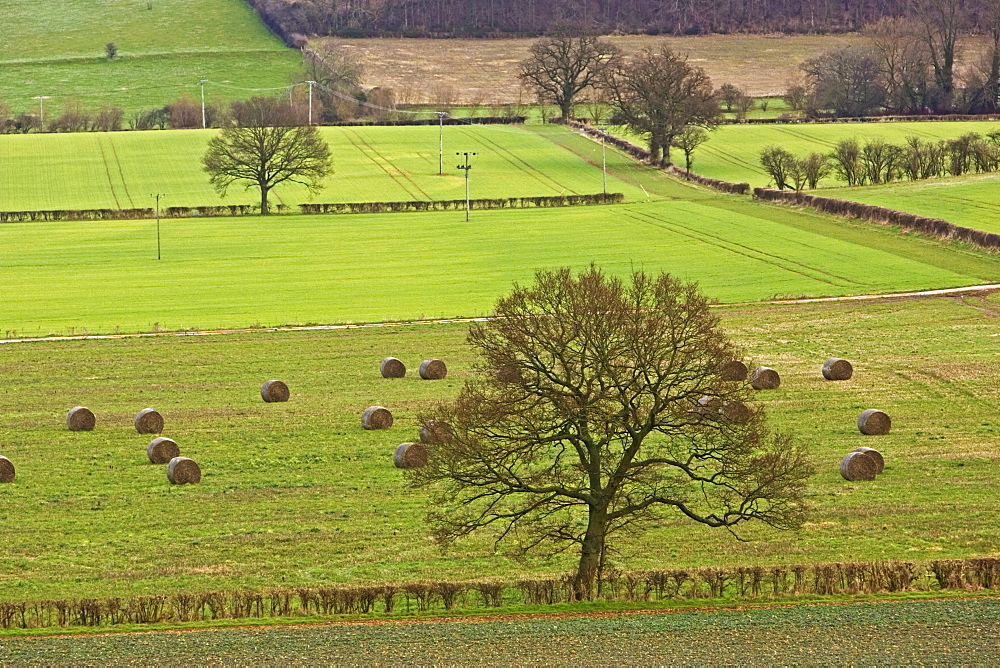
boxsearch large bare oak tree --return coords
[518,33,619,121]
[203,97,332,215]
[406,267,813,600]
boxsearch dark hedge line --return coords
[665,165,750,195]
[724,114,1000,125]
[2,557,997,630]
[328,116,525,126]
[754,188,1000,251]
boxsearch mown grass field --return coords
[0,0,302,117]
[4,598,1000,663]
[1,294,999,603]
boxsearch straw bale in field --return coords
[840,451,878,481]
[66,406,96,431]
[718,360,748,382]
[362,406,394,430]
[393,442,428,469]
[750,366,780,390]
[822,358,854,381]
[853,446,885,474]
[147,437,180,464]
[380,357,406,378]
[419,358,447,380]
[167,457,201,484]
[419,419,452,444]
[858,409,891,435]
[134,408,164,434]
[260,380,290,403]
[0,456,14,483]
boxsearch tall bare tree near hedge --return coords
[203,97,332,215]
[518,32,619,121]
[406,266,812,601]
[604,45,720,166]
[911,0,966,107]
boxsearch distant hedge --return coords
[754,188,1000,251]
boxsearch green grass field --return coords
[4,599,1000,663]
[2,295,1000,602]
[0,0,302,117]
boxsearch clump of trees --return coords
[760,131,1000,190]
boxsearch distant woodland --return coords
[244,0,996,40]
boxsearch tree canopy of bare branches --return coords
[406,266,813,600]
[518,33,619,121]
[203,97,332,215]
[605,45,720,166]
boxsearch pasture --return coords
[3,598,999,663]
[0,0,301,117]
[1,294,1000,603]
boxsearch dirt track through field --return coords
[2,285,999,346]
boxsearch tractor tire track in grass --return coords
[345,129,429,201]
[772,125,839,149]
[699,142,763,175]
[94,136,122,210]
[463,127,579,195]
[105,135,135,209]
[624,207,861,287]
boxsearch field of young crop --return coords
[0,0,302,117]
[4,598,1000,663]
[0,125,643,211]
[1,294,999,603]
[675,121,1000,188]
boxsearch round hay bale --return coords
[147,437,180,464]
[260,380,290,403]
[0,456,14,483]
[853,446,885,474]
[858,409,891,435]
[696,396,753,424]
[380,357,406,378]
[134,408,164,434]
[718,360,748,382]
[822,358,854,381]
[419,359,447,380]
[66,406,96,432]
[419,420,452,444]
[393,442,428,469]
[167,457,201,485]
[750,367,781,390]
[840,451,878,481]
[720,400,754,424]
[362,406,393,430]
[495,365,521,383]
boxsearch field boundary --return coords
[1,557,996,631]
[2,284,999,345]
[754,188,1000,251]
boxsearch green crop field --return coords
[0,0,302,117]
[4,599,1000,663]
[1,294,1000,603]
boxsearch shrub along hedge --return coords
[0,557,997,630]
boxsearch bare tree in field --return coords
[203,97,332,215]
[910,0,967,106]
[604,45,720,165]
[406,266,813,601]
[518,32,619,121]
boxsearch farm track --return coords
[348,129,431,200]
[462,127,579,195]
[105,136,135,209]
[622,207,861,287]
[2,285,999,346]
[699,142,762,175]
[94,136,122,210]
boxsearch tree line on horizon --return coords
[246,0,998,40]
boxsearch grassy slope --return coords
[1,295,999,600]
[0,0,301,116]
[4,599,1000,663]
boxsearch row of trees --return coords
[244,0,1000,40]
[790,4,1000,115]
[760,131,1000,190]
[518,34,720,165]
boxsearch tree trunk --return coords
[572,507,608,601]
[260,183,270,216]
[559,99,572,122]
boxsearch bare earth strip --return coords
[2,284,999,346]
